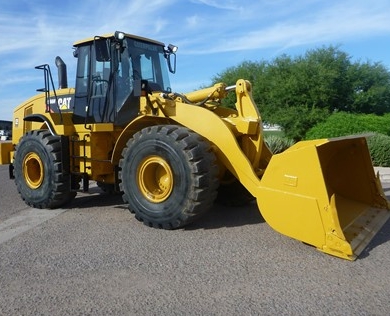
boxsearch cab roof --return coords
[73,32,165,47]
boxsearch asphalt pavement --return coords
[0,165,390,315]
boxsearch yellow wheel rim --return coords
[137,156,173,203]
[23,152,44,189]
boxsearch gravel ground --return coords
[0,165,390,316]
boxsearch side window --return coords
[73,43,113,123]
[73,45,90,122]
[116,54,133,108]
[75,45,90,99]
[139,53,163,91]
[140,54,154,81]
[91,59,110,97]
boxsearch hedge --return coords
[305,112,390,139]
[366,133,390,167]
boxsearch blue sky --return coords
[1,0,390,120]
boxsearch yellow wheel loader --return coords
[0,31,389,260]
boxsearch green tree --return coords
[275,106,329,141]
[215,60,267,111]
[347,61,390,114]
[212,46,390,140]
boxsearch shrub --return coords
[305,112,390,139]
[366,133,390,167]
[264,135,295,154]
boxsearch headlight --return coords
[168,44,178,53]
[115,31,125,41]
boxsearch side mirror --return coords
[166,44,178,74]
[167,53,177,74]
[94,37,110,62]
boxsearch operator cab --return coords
[72,31,177,126]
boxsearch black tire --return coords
[119,125,219,229]
[13,130,74,208]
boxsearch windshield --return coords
[122,38,172,93]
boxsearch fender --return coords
[24,114,58,136]
[111,115,171,165]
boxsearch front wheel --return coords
[13,130,74,208]
[119,125,219,229]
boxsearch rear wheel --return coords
[119,125,219,229]
[13,130,74,208]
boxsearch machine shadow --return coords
[69,187,125,209]
[185,202,265,230]
[67,185,390,254]
[359,187,390,259]
[359,188,390,259]
[70,187,264,229]
[359,219,390,259]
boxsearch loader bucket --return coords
[257,136,390,260]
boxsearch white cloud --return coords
[186,15,202,28]
[181,0,390,54]
[191,0,242,11]
[0,74,41,87]
[1,0,390,120]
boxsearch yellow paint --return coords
[0,142,13,164]
[3,73,389,260]
[137,155,174,203]
[23,152,44,189]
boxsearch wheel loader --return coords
[0,31,389,260]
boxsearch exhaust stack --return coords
[55,56,68,89]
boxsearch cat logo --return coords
[49,96,73,110]
[58,97,72,109]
